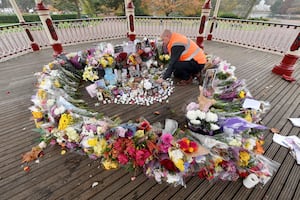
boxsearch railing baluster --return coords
[1,16,298,62]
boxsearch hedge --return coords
[0,14,78,23]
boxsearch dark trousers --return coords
[173,60,205,80]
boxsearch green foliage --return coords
[0,14,77,23]
[218,12,241,19]
[247,17,269,21]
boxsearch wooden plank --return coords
[0,40,300,200]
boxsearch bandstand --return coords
[0,1,300,200]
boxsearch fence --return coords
[0,16,299,62]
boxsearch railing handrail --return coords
[0,16,299,62]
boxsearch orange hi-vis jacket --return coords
[167,32,206,64]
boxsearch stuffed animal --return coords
[198,86,216,112]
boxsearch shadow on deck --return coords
[0,40,300,200]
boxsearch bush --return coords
[218,12,241,19]
[0,14,78,23]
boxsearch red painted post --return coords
[272,32,300,81]
[196,0,211,49]
[207,0,221,41]
[9,0,40,51]
[125,0,136,41]
[35,0,63,56]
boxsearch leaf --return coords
[32,128,46,135]
[154,111,160,115]
[270,128,280,134]
[21,146,42,163]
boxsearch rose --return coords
[160,159,178,172]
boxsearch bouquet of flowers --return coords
[186,109,221,135]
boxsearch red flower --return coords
[118,153,129,165]
[177,138,199,153]
[126,145,136,157]
[237,168,249,178]
[135,149,151,167]
[160,159,178,172]
[139,120,151,131]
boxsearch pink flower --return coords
[118,153,129,165]
[113,139,124,152]
[161,133,173,145]
[158,143,170,153]
[126,146,136,157]
[135,149,151,167]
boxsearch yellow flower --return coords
[58,113,73,131]
[214,157,223,166]
[135,130,144,138]
[128,55,137,65]
[100,57,108,68]
[37,89,47,100]
[106,56,114,66]
[174,159,185,172]
[34,119,42,128]
[48,62,54,69]
[239,151,250,167]
[93,139,107,156]
[239,90,246,98]
[102,160,119,170]
[53,79,61,88]
[32,111,43,119]
[87,137,98,147]
[244,110,252,123]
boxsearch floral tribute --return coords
[77,39,173,106]
[22,43,279,188]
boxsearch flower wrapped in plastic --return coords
[186,109,221,135]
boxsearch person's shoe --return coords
[176,77,193,86]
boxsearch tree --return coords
[80,0,96,17]
[51,0,81,17]
[270,0,296,15]
[143,0,205,16]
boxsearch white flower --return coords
[210,123,220,131]
[206,112,218,122]
[228,138,242,146]
[186,110,197,120]
[47,99,55,108]
[243,138,256,150]
[38,141,47,149]
[169,149,184,162]
[54,105,66,115]
[166,174,181,184]
[195,110,206,120]
[190,119,201,125]
[66,127,80,142]
[153,170,164,183]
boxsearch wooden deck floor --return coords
[0,40,300,200]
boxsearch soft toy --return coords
[198,86,216,112]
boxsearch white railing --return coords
[210,18,299,54]
[0,16,299,62]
